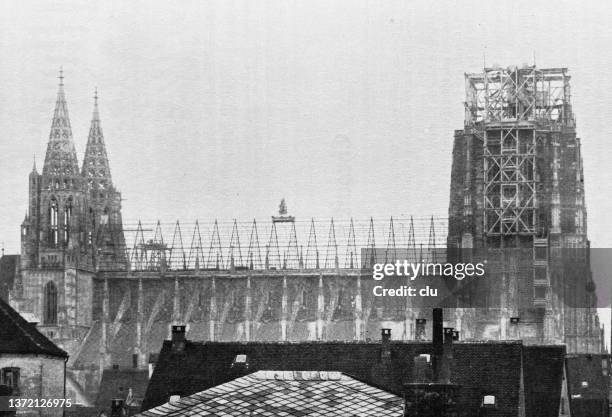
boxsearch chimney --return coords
[381,328,391,361]
[432,308,444,382]
[432,308,443,354]
[110,398,124,417]
[171,325,186,352]
[148,353,159,378]
[415,318,426,340]
[403,309,460,417]
[438,327,454,383]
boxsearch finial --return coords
[58,66,64,87]
[94,87,98,105]
[32,154,37,172]
[279,198,287,216]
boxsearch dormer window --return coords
[231,354,249,370]
[482,395,496,408]
[418,354,431,363]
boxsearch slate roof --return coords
[137,370,403,417]
[95,367,149,412]
[566,354,610,417]
[0,295,67,357]
[141,338,566,417]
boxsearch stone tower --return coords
[81,89,127,271]
[13,71,126,356]
[447,65,601,353]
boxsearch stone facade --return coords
[0,354,65,417]
[11,73,126,360]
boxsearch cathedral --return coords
[2,66,605,401]
[11,70,127,357]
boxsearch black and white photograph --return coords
[1,1,612,416]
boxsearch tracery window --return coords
[49,198,58,246]
[44,281,58,325]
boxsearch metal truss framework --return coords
[121,216,448,272]
[464,66,572,237]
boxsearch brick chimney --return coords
[403,309,460,417]
[432,308,443,380]
[171,325,186,352]
[381,328,391,361]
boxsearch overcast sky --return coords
[1,0,611,256]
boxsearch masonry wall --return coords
[0,354,65,417]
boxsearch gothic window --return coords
[49,198,58,246]
[63,199,72,244]
[101,207,109,225]
[1,367,20,395]
[44,281,58,325]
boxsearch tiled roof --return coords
[137,370,403,417]
[566,354,610,417]
[141,339,566,417]
[95,367,149,410]
[0,295,67,357]
[523,346,566,417]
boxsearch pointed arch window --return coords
[49,198,58,246]
[63,198,73,244]
[88,208,95,246]
[44,281,58,325]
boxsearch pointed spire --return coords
[32,154,37,173]
[82,88,113,188]
[42,68,79,178]
[93,87,100,121]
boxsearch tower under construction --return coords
[447,65,601,352]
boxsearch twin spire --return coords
[42,68,112,185]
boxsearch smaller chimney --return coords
[381,328,391,361]
[438,327,454,384]
[444,327,454,344]
[110,398,124,417]
[171,325,186,352]
[415,318,426,340]
[148,353,159,378]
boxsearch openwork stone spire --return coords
[42,68,80,179]
[82,88,113,190]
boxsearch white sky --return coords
[1,0,611,341]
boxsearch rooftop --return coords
[137,370,403,416]
[0,295,67,358]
